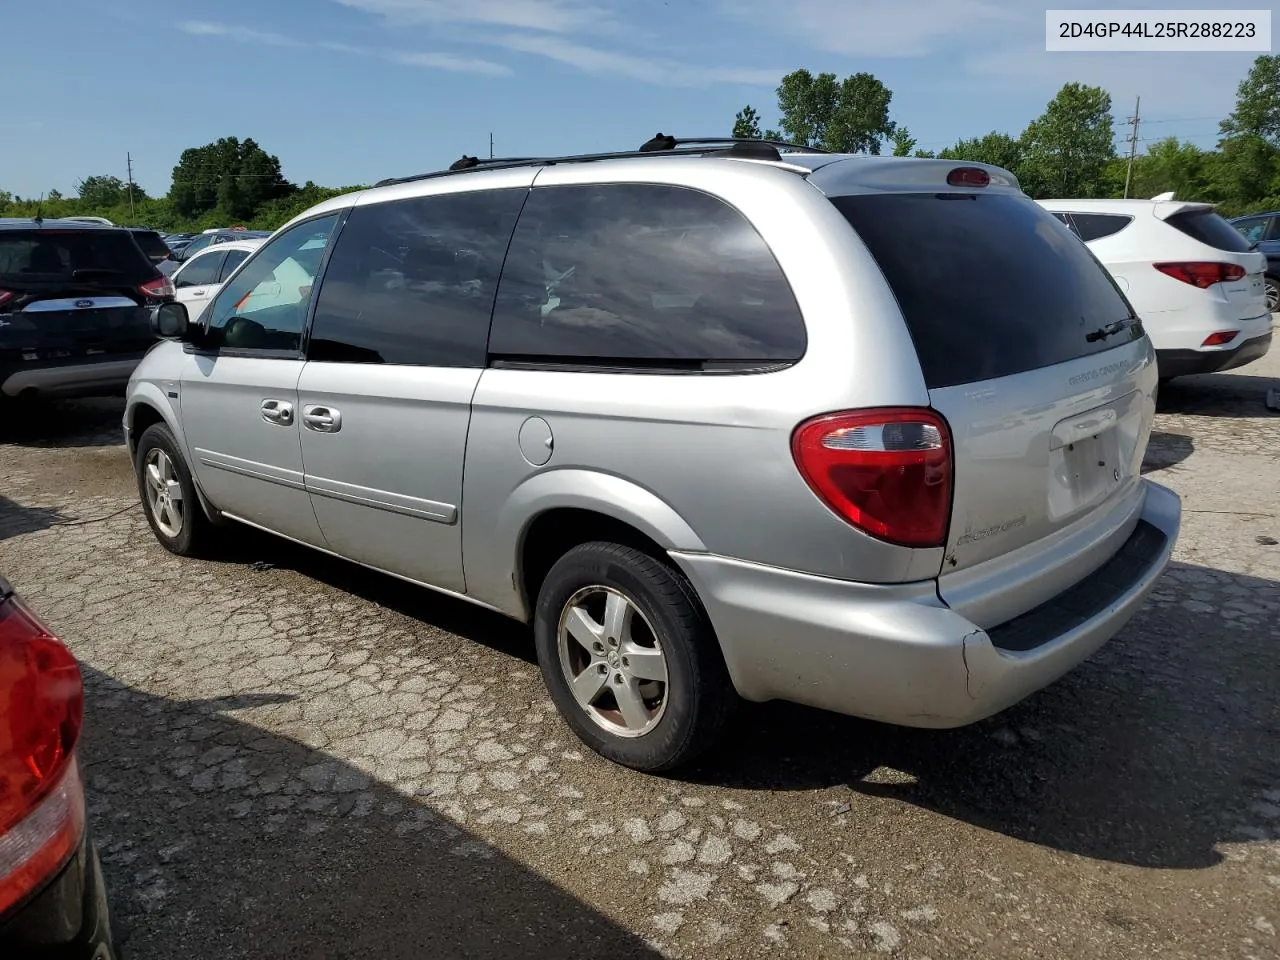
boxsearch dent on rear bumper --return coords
[672,479,1181,728]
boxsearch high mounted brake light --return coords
[947,167,990,188]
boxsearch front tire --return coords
[134,422,213,557]
[534,542,736,773]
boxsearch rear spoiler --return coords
[1151,197,1215,220]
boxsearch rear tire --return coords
[533,541,737,773]
[1265,276,1279,315]
[134,422,214,557]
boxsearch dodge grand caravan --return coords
[124,138,1181,771]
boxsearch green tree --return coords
[938,131,1023,173]
[170,137,295,220]
[76,175,133,207]
[1129,138,1212,200]
[889,126,917,157]
[1220,54,1280,146]
[732,105,762,139]
[775,69,896,153]
[1019,83,1116,197]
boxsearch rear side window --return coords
[0,229,156,286]
[309,188,526,366]
[219,249,250,281]
[1071,213,1132,242]
[832,193,1139,390]
[488,184,805,368]
[1166,209,1253,252]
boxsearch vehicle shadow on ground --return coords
[0,495,62,541]
[1141,430,1195,473]
[195,521,1280,873]
[1157,372,1280,417]
[79,666,658,960]
[205,525,536,665]
[685,560,1280,872]
[0,397,127,448]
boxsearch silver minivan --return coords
[125,139,1181,771]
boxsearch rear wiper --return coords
[1085,317,1137,343]
[71,268,121,279]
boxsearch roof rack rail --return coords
[374,136,829,189]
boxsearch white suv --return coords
[1038,197,1272,380]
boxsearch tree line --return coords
[2,55,1278,231]
[0,136,360,233]
[733,54,1280,215]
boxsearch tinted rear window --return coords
[832,193,1139,389]
[489,184,806,368]
[0,229,157,286]
[1072,213,1132,242]
[1166,209,1253,252]
[131,230,172,263]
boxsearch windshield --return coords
[0,228,158,288]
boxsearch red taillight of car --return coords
[1201,331,1239,347]
[139,276,175,300]
[0,289,13,310]
[946,166,990,188]
[0,596,85,917]
[791,408,954,548]
[1154,262,1247,289]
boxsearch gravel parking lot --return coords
[2,350,1278,959]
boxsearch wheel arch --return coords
[473,469,708,622]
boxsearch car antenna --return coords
[450,155,480,171]
[33,192,44,225]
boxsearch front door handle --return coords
[302,405,342,433]
[260,399,294,426]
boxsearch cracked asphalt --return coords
[1,347,1278,959]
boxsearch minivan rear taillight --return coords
[0,289,13,310]
[1154,262,1247,289]
[791,408,953,548]
[0,595,85,917]
[139,276,175,300]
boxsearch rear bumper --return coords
[0,832,116,959]
[673,479,1180,728]
[0,356,144,399]
[1156,328,1272,379]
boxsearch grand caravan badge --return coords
[955,515,1028,546]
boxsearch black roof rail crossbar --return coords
[374,137,829,188]
[669,136,830,154]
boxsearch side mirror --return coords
[150,301,190,340]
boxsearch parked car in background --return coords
[1227,211,1280,312]
[0,218,174,402]
[0,575,117,958]
[1040,197,1272,380]
[172,238,264,322]
[129,227,175,267]
[126,141,1180,772]
[158,229,270,276]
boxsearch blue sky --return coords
[1,0,1268,199]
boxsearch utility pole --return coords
[489,133,494,159]
[1123,96,1141,199]
[126,152,136,220]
